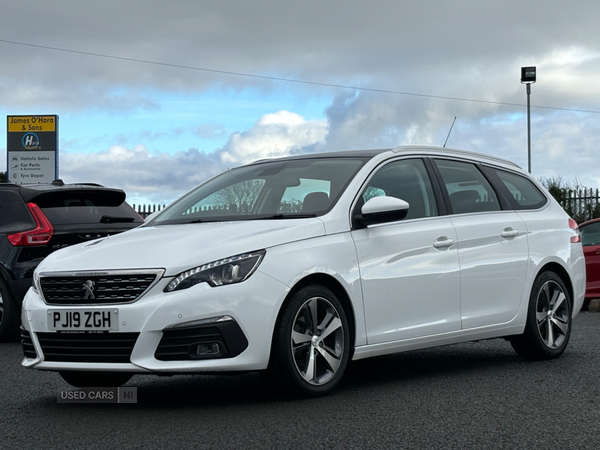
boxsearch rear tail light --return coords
[569,218,581,243]
[7,203,54,246]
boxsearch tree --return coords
[0,171,5,183]
[211,179,306,214]
[541,177,570,211]
[214,179,264,214]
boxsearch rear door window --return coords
[434,159,501,214]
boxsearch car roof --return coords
[0,182,126,203]
[251,148,392,163]
[251,146,521,169]
[394,146,520,168]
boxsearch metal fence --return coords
[560,189,600,223]
[132,204,167,219]
[132,204,235,219]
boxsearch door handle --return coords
[501,228,519,238]
[433,237,455,249]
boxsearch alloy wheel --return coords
[536,280,569,349]
[291,296,345,386]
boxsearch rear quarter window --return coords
[492,169,548,210]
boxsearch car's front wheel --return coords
[264,284,350,397]
[59,371,133,388]
[510,270,572,360]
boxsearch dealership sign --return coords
[6,115,58,184]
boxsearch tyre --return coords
[59,371,133,388]
[0,277,21,342]
[510,271,572,360]
[264,284,350,397]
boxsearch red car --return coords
[579,218,600,301]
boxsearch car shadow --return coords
[340,340,524,390]
[25,338,549,410]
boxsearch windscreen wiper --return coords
[184,214,317,224]
[100,215,136,223]
[247,213,318,220]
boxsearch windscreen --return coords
[150,157,367,225]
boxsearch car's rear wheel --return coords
[0,277,21,342]
[59,371,133,388]
[264,284,350,397]
[510,270,572,360]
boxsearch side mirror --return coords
[353,196,409,229]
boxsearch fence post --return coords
[580,188,583,222]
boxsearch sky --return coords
[1,0,600,206]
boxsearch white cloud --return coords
[220,111,328,164]
[60,144,224,205]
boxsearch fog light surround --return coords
[192,342,225,359]
[155,317,248,361]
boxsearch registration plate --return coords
[48,309,119,331]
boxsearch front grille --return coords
[37,332,139,363]
[21,328,37,359]
[155,321,248,361]
[40,272,159,305]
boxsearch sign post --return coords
[520,67,536,174]
[6,115,59,184]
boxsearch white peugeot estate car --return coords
[21,146,585,396]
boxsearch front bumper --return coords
[21,270,289,373]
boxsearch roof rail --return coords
[391,146,521,169]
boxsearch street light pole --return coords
[521,67,536,173]
[526,82,531,173]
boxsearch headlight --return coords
[165,250,266,292]
[32,270,41,294]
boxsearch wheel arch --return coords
[0,263,13,284]
[274,273,356,359]
[535,262,574,309]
